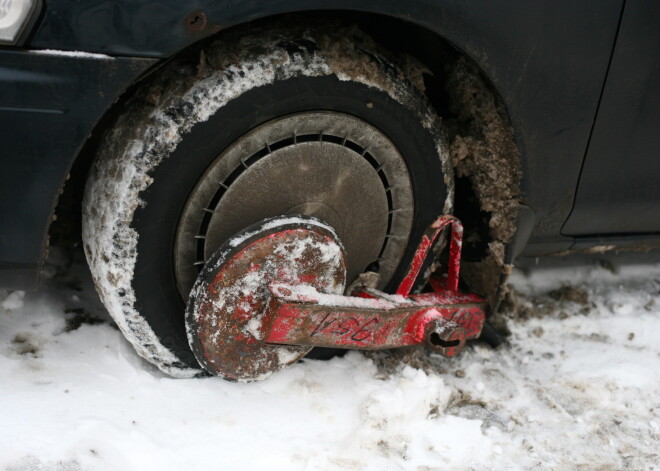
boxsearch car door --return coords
[563,0,660,236]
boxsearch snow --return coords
[29,49,113,60]
[272,282,401,309]
[1,290,24,310]
[1,248,659,469]
[227,216,342,251]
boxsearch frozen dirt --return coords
[1,248,659,470]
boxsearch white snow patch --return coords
[272,282,400,310]
[29,49,113,59]
[275,347,304,366]
[228,216,341,250]
[245,315,264,340]
[1,290,25,310]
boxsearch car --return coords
[1,0,659,377]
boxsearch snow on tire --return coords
[82,23,452,377]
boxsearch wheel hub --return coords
[175,112,414,296]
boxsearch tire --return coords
[82,24,452,377]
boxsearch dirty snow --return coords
[1,248,659,470]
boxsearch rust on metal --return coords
[187,220,346,381]
[184,11,208,32]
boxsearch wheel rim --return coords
[174,111,414,296]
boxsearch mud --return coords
[364,348,448,378]
[63,307,106,333]
[446,390,506,432]
[548,285,589,305]
[316,25,432,96]
[442,57,522,309]
[11,333,38,356]
[498,284,593,330]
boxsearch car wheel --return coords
[82,24,452,376]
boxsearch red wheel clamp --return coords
[186,215,487,381]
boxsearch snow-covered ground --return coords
[1,248,659,470]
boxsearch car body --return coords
[2,0,659,289]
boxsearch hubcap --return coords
[175,112,414,296]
